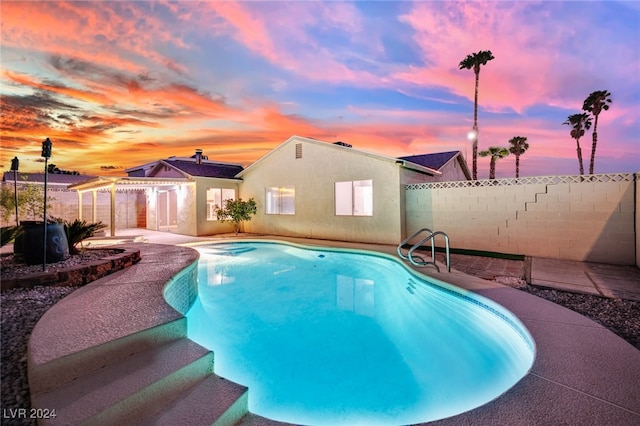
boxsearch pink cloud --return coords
[199,1,383,86]
[395,1,638,115]
[1,1,190,77]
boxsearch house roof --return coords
[159,159,244,179]
[398,151,460,170]
[399,151,472,180]
[236,135,442,178]
[2,172,97,185]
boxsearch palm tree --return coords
[508,136,529,178]
[479,146,509,179]
[563,113,592,176]
[459,50,495,180]
[582,90,612,174]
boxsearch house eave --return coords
[396,160,442,176]
[68,176,191,192]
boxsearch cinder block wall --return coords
[406,174,636,265]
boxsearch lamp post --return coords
[41,138,52,271]
[10,157,19,227]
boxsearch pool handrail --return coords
[399,229,451,273]
[397,228,433,260]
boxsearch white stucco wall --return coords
[177,183,197,236]
[193,177,240,236]
[406,175,636,265]
[239,137,410,244]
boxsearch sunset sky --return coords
[1,1,639,179]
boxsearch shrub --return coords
[64,219,107,254]
[216,198,257,235]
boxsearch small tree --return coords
[0,182,55,223]
[216,198,257,235]
[18,183,56,221]
[563,113,592,176]
[0,186,16,224]
[479,146,509,179]
[582,90,612,175]
[508,136,529,179]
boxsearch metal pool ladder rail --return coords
[397,228,451,272]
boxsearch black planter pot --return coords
[18,221,70,266]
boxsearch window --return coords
[206,188,236,220]
[266,186,295,214]
[335,180,373,216]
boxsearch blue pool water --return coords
[186,242,535,425]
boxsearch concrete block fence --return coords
[405,173,638,266]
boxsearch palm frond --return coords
[64,219,107,254]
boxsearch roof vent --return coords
[333,141,352,148]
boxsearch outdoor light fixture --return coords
[10,157,19,227]
[41,138,52,271]
[467,128,478,141]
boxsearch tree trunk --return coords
[515,155,520,179]
[575,138,584,175]
[589,115,599,175]
[472,140,478,181]
[489,157,496,179]
[472,69,480,180]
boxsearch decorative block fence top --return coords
[406,173,636,190]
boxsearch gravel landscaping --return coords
[1,253,639,425]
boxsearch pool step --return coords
[29,318,188,395]
[145,374,248,426]
[236,413,293,426]
[32,337,223,425]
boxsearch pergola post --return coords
[92,190,98,223]
[77,191,83,220]
[110,183,116,236]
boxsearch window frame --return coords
[265,186,295,215]
[206,187,236,221]
[335,179,373,216]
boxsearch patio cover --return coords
[67,176,190,236]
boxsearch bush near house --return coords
[216,198,257,235]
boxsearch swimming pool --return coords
[186,241,535,425]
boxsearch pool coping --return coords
[28,238,640,425]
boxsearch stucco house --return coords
[126,149,244,236]
[59,136,469,243]
[237,136,469,244]
[67,150,244,236]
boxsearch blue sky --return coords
[1,1,638,178]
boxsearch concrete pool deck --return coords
[27,231,640,425]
